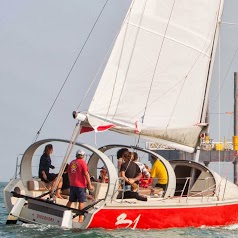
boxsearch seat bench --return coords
[27,180,49,191]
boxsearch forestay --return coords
[85,0,224,152]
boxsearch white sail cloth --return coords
[85,0,224,153]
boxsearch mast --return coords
[233,72,238,184]
[79,0,226,154]
[193,0,224,162]
[200,0,224,124]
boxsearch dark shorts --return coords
[69,186,86,203]
[40,173,58,183]
[122,191,147,201]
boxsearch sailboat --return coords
[4,0,238,230]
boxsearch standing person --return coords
[38,144,63,198]
[66,149,94,223]
[150,155,168,195]
[116,148,129,173]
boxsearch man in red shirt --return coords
[66,149,94,222]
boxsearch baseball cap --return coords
[76,149,85,156]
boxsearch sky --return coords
[1,0,238,182]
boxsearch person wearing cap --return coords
[66,149,94,223]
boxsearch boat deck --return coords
[102,195,238,208]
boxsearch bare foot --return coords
[79,215,84,223]
[61,194,69,199]
[87,195,95,201]
[55,195,64,199]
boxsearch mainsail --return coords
[81,0,224,153]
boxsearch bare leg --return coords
[56,178,63,198]
[52,178,63,198]
[86,194,95,201]
[78,202,84,222]
[66,201,72,207]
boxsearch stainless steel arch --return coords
[92,144,176,198]
[20,138,117,201]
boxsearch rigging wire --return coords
[210,44,238,113]
[52,122,81,194]
[210,21,238,113]
[106,0,136,118]
[218,29,221,174]
[228,113,233,139]
[113,0,147,119]
[141,0,176,128]
[135,1,219,147]
[32,0,110,143]
[121,3,222,125]
[76,2,132,111]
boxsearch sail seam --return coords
[127,23,211,58]
[106,0,136,118]
[123,7,220,127]
[111,0,148,120]
[141,0,176,128]
[33,0,110,142]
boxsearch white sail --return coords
[85,0,224,153]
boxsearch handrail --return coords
[13,155,22,179]
[180,177,191,202]
[111,177,133,202]
[166,176,218,202]
[186,177,216,201]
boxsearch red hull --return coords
[88,202,238,229]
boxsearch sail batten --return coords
[86,0,224,152]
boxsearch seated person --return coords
[38,144,63,198]
[117,148,129,173]
[132,152,151,188]
[150,155,168,196]
[118,152,147,201]
[140,164,153,188]
[98,166,108,183]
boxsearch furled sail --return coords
[82,0,224,153]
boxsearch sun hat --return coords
[76,149,85,156]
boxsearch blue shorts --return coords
[69,186,86,203]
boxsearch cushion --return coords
[27,180,48,191]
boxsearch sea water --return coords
[1,182,238,238]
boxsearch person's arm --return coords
[128,172,142,184]
[85,171,94,191]
[142,165,150,178]
[121,171,129,183]
[41,171,47,181]
[118,158,123,171]
[119,163,128,181]
[150,164,157,187]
